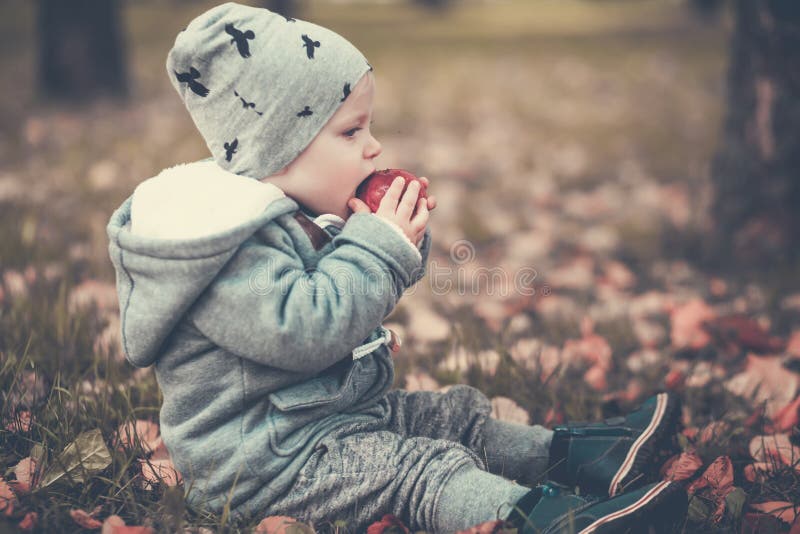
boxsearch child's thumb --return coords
[348,198,371,214]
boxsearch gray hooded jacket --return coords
[106,160,431,518]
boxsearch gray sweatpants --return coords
[263,385,553,532]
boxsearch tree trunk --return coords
[37,0,128,101]
[708,0,800,269]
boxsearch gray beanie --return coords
[166,2,371,179]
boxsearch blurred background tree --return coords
[37,0,128,101]
[708,0,800,268]
[263,0,299,18]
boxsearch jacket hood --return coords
[106,160,299,367]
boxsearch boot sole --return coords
[578,480,686,534]
[608,392,681,497]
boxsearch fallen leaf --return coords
[139,457,183,489]
[39,428,112,487]
[12,457,39,493]
[749,434,800,467]
[253,516,307,534]
[70,507,103,529]
[490,397,529,425]
[670,298,715,350]
[366,514,410,534]
[702,314,785,354]
[724,354,799,418]
[0,477,17,517]
[114,420,162,454]
[751,501,800,525]
[660,450,703,481]
[698,421,731,445]
[772,395,800,433]
[18,511,38,531]
[4,410,32,433]
[687,456,735,522]
[102,515,126,534]
[68,279,119,316]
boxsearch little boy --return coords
[107,3,688,532]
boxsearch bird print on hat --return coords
[174,67,210,97]
[301,34,320,59]
[225,23,255,58]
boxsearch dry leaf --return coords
[70,507,103,529]
[366,514,411,534]
[68,279,119,316]
[491,397,530,425]
[772,395,800,433]
[18,511,38,531]
[4,410,32,433]
[39,428,112,487]
[139,457,183,489]
[114,420,162,454]
[698,421,731,445]
[751,502,800,525]
[660,450,703,481]
[670,298,715,350]
[749,434,800,466]
[0,477,17,517]
[12,457,39,493]
[254,516,306,533]
[687,456,735,523]
[724,354,799,418]
[702,314,785,354]
[102,515,126,534]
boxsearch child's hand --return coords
[349,176,436,246]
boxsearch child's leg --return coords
[384,385,554,486]
[263,429,529,532]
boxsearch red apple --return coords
[355,169,428,213]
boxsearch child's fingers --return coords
[376,176,406,214]
[426,195,437,211]
[396,180,420,220]
[410,197,429,230]
[348,197,371,214]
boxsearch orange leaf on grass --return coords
[70,507,104,529]
[138,457,183,489]
[660,450,703,481]
[114,420,162,454]
[749,434,800,467]
[772,395,800,433]
[702,314,785,353]
[11,457,39,493]
[100,514,155,534]
[18,511,38,531]
[670,298,716,350]
[687,456,735,523]
[253,516,304,533]
[751,502,800,525]
[366,514,411,534]
[0,476,17,517]
[4,410,32,433]
[724,354,799,418]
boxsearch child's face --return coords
[263,72,382,220]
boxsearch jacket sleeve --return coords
[189,213,427,373]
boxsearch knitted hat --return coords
[166,2,371,179]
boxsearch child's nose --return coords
[365,135,382,159]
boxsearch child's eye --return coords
[344,127,361,138]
